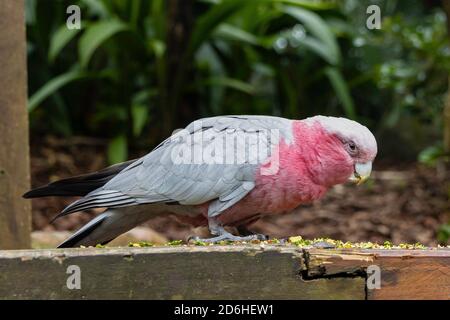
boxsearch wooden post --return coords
[0,0,31,249]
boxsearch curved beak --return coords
[349,162,372,185]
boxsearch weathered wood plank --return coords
[1,246,447,299]
[304,248,450,300]
[0,246,365,300]
[0,0,31,249]
[367,250,450,300]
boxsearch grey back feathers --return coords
[59,115,294,218]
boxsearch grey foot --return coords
[236,226,269,240]
[312,241,336,249]
[189,232,266,243]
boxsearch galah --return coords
[24,115,377,247]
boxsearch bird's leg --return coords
[236,225,268,240]
[189,218,266,243]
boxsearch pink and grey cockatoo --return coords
[24,115,377,247]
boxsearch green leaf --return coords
[281,5,340,65]
[107,135,128,164]
[274,0,338,10]
[189,0,252,55]
[205,77,256,95]
[300,36,335,65]
[214,24,260,46]
[48,25,81,62]
[418,144,445,166]
[195,44,226,114]
[437,223,450,243]
[79,19,129,68]
[149,39,165,58]
[151,0,166,40]
[28,70,89,112]
[131,104,149,137]
[130,0,142,28]
[324,67,356,118]
[81,0,110,18]
[25,0,37,25]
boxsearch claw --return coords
[192,217,270,243]
[312,241,336,249]
[189,232,264,243]
[236,225,269,240]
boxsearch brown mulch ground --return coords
[30,136,450,246]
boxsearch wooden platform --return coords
[0,245,448,299]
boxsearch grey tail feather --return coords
[57,214,108,248]
[57,208,148,248]
[23,159,137,199]
[51,191,136,223]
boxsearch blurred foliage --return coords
[418,144,448,166]
[437,223,450,243]
[26,0,450,164]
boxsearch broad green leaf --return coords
[274,0,338,10]
[300,36,335,65]
[418,144,445,166]
[131,104,149,137]
[81,0,110,17]
[437,223,450,243]
[151,0,166,39]
[282,5,340,65]
[108,134,128,164]
[79,19,129,68]
[214,24,260,46]
[196,44,226,114]
[130,0,142,28]
[149,39,165,58]
[205,77,256,95]
[279,69,298,117]
[198,0,220,4]
[324,67,356,118]
[28,70,89,112]
[189,0,252,55]
[48,25,81,62]
[25,0,37,25]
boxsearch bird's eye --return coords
[347,141,357,153]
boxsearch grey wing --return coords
[61,115,293,217]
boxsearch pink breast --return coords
[215,136,327,226]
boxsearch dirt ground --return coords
[30,136,450,246]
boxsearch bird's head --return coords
[299,116,377,186]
